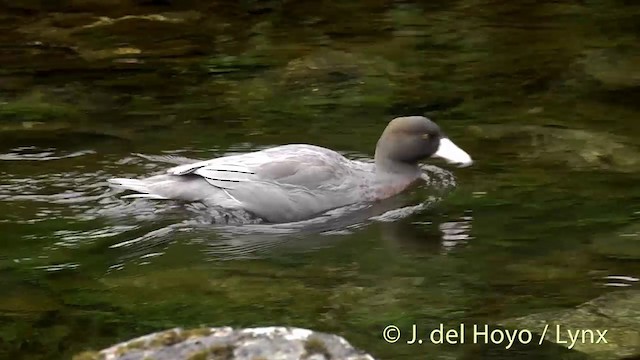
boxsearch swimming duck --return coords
[108,116,472,223]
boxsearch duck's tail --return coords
[107,178,169,200]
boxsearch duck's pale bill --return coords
[433,138,473,167]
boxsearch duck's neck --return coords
[374,135,421,180]
[374,156,421,179]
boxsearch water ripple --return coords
[0,146,95,161]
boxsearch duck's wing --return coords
[165,145,352,191]
[168,160,258,190]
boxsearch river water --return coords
[0,1,638,359]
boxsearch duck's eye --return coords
[421,133,430,140]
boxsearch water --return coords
[1,1,639,359]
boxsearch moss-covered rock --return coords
[499,290,640,360]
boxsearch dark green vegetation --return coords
[0,0,638,359]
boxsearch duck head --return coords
[374,116,473,172]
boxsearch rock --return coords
[73,327,376,360]
[466,124,640,172]
[499,290,640,360]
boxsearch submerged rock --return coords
[0,90,132,141]
[216,48,403,128]
[466,124,640,172]
[73,326,375,360]
[16,11,206,62]
[499,290,640,360]
[80,13,199,29]
[280,49,397,86]
[0,92,80,133]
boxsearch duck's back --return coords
[165,144,374,222]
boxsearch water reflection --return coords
[439,215,474,250]
[602,275,639,288]
[376,211,474,256]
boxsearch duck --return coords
[108,116,472,223]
